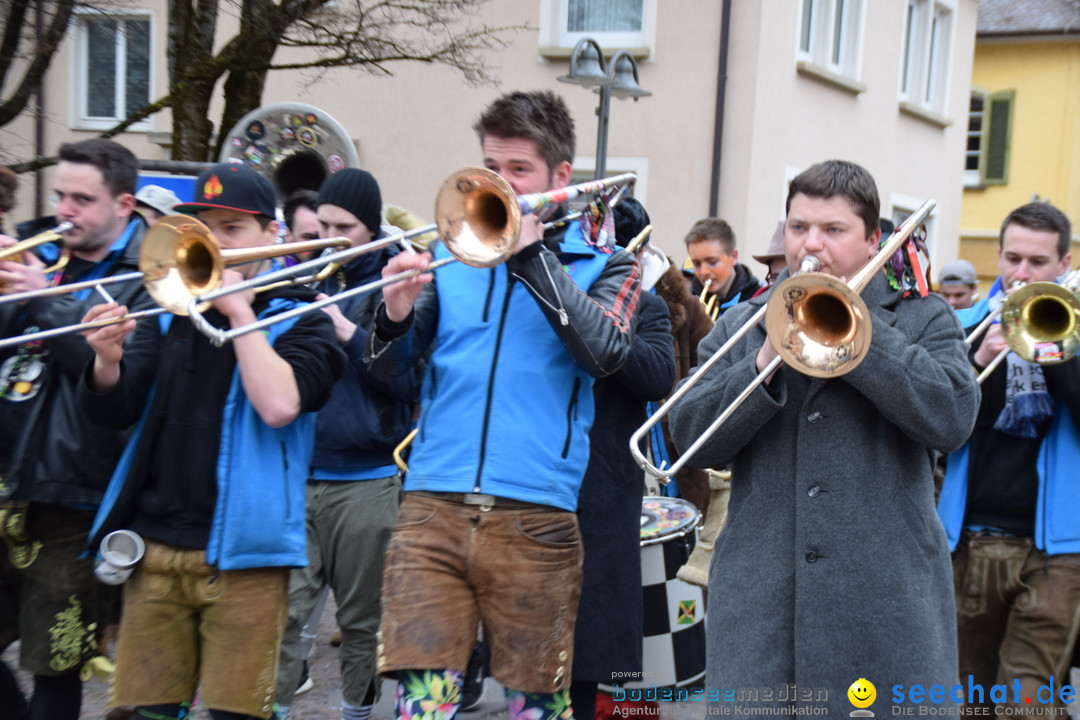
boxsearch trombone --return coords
[186,167,637,347]
[630,199,937,482]
[966,269,1080,383]
[0,216,352,349]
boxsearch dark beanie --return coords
[317,168,383,234]
[612,196,651,248]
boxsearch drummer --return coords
[668,160,978,714]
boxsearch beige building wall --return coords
[2,0,976,271]
[725,0,978,272]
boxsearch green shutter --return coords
[981,89,1014,185]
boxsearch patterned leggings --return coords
[394,669,574,720]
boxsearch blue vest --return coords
[90,299,317,570]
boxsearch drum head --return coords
[640,497,700,546]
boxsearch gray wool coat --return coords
[669,270,979,716]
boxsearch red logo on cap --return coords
[202,174,224,200]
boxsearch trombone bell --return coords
[434,168,521,268]
[764,273,871,378]
[1001,282,1080,364]
[140,216,224,315]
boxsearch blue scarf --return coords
[986,277,1054,438]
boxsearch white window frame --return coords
[538,0,657,54]
[889,192,938,262]
[796,0,866,81]
[70,8,154,132]
[899,0,955,116]
[965,89,986,187]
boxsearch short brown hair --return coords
[786,160,880,239]
[684,218,736,253]
[999,202,1072,259]
[58,139,138,197]
[473,90,576,172]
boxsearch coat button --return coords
[807,411,821,423]
[807,485,820,497]
[805,550,818,563]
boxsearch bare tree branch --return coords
[3,0,529,167]
[0,0,78,126]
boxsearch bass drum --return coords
[218,102,360,199]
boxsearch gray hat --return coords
[939,259,977,286]
[135,185,181,216]
[752,221,786,264]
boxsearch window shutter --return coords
[981,90,1014,185]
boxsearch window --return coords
[797,0,865,80]
[966,89,1014,186]
[72,11,152,131]
[900,0,954,116]
[889,193,938,279]
[964,91,986,185]
[539,0,656,52]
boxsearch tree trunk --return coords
[168,0,223,161]
[212,0,326,160]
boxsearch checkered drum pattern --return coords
[602,497,706,692]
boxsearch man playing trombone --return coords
[79,163,345,720]
[0,139,154,720]
[367,90,639,720]
[668,160,978,715]
[937,202,1080,715]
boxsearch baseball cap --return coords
[939,259,977,286]
[134,185,180,216]
[174,163,276,219]
[752,221,786,264]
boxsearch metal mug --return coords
[94,529,145,585]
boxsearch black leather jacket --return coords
[0,217,154,506]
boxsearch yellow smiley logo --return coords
[848,678,876,709]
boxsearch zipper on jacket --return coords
[482,269,497,323]
[561,377,581,459]
[419,366,437,443]
[280,441,291,518]
[474,276,515,492]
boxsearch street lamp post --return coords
[558,38,651,180]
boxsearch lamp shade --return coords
[557,38,615,90]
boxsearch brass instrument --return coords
[629,199,937,481]
[697,278,720,321]
[218,102,360,199]
[139,215,350,314]
[969,270,1080,383]
[0,222,74,285]
[0,216,351,349]
[186,167,638,346]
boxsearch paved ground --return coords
[2,593,696,720]
[5,596,1075,720]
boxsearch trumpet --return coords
[0,222,74,285]
[186,167,637,347]
[698,278,720,321]
[630,199,936,481]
